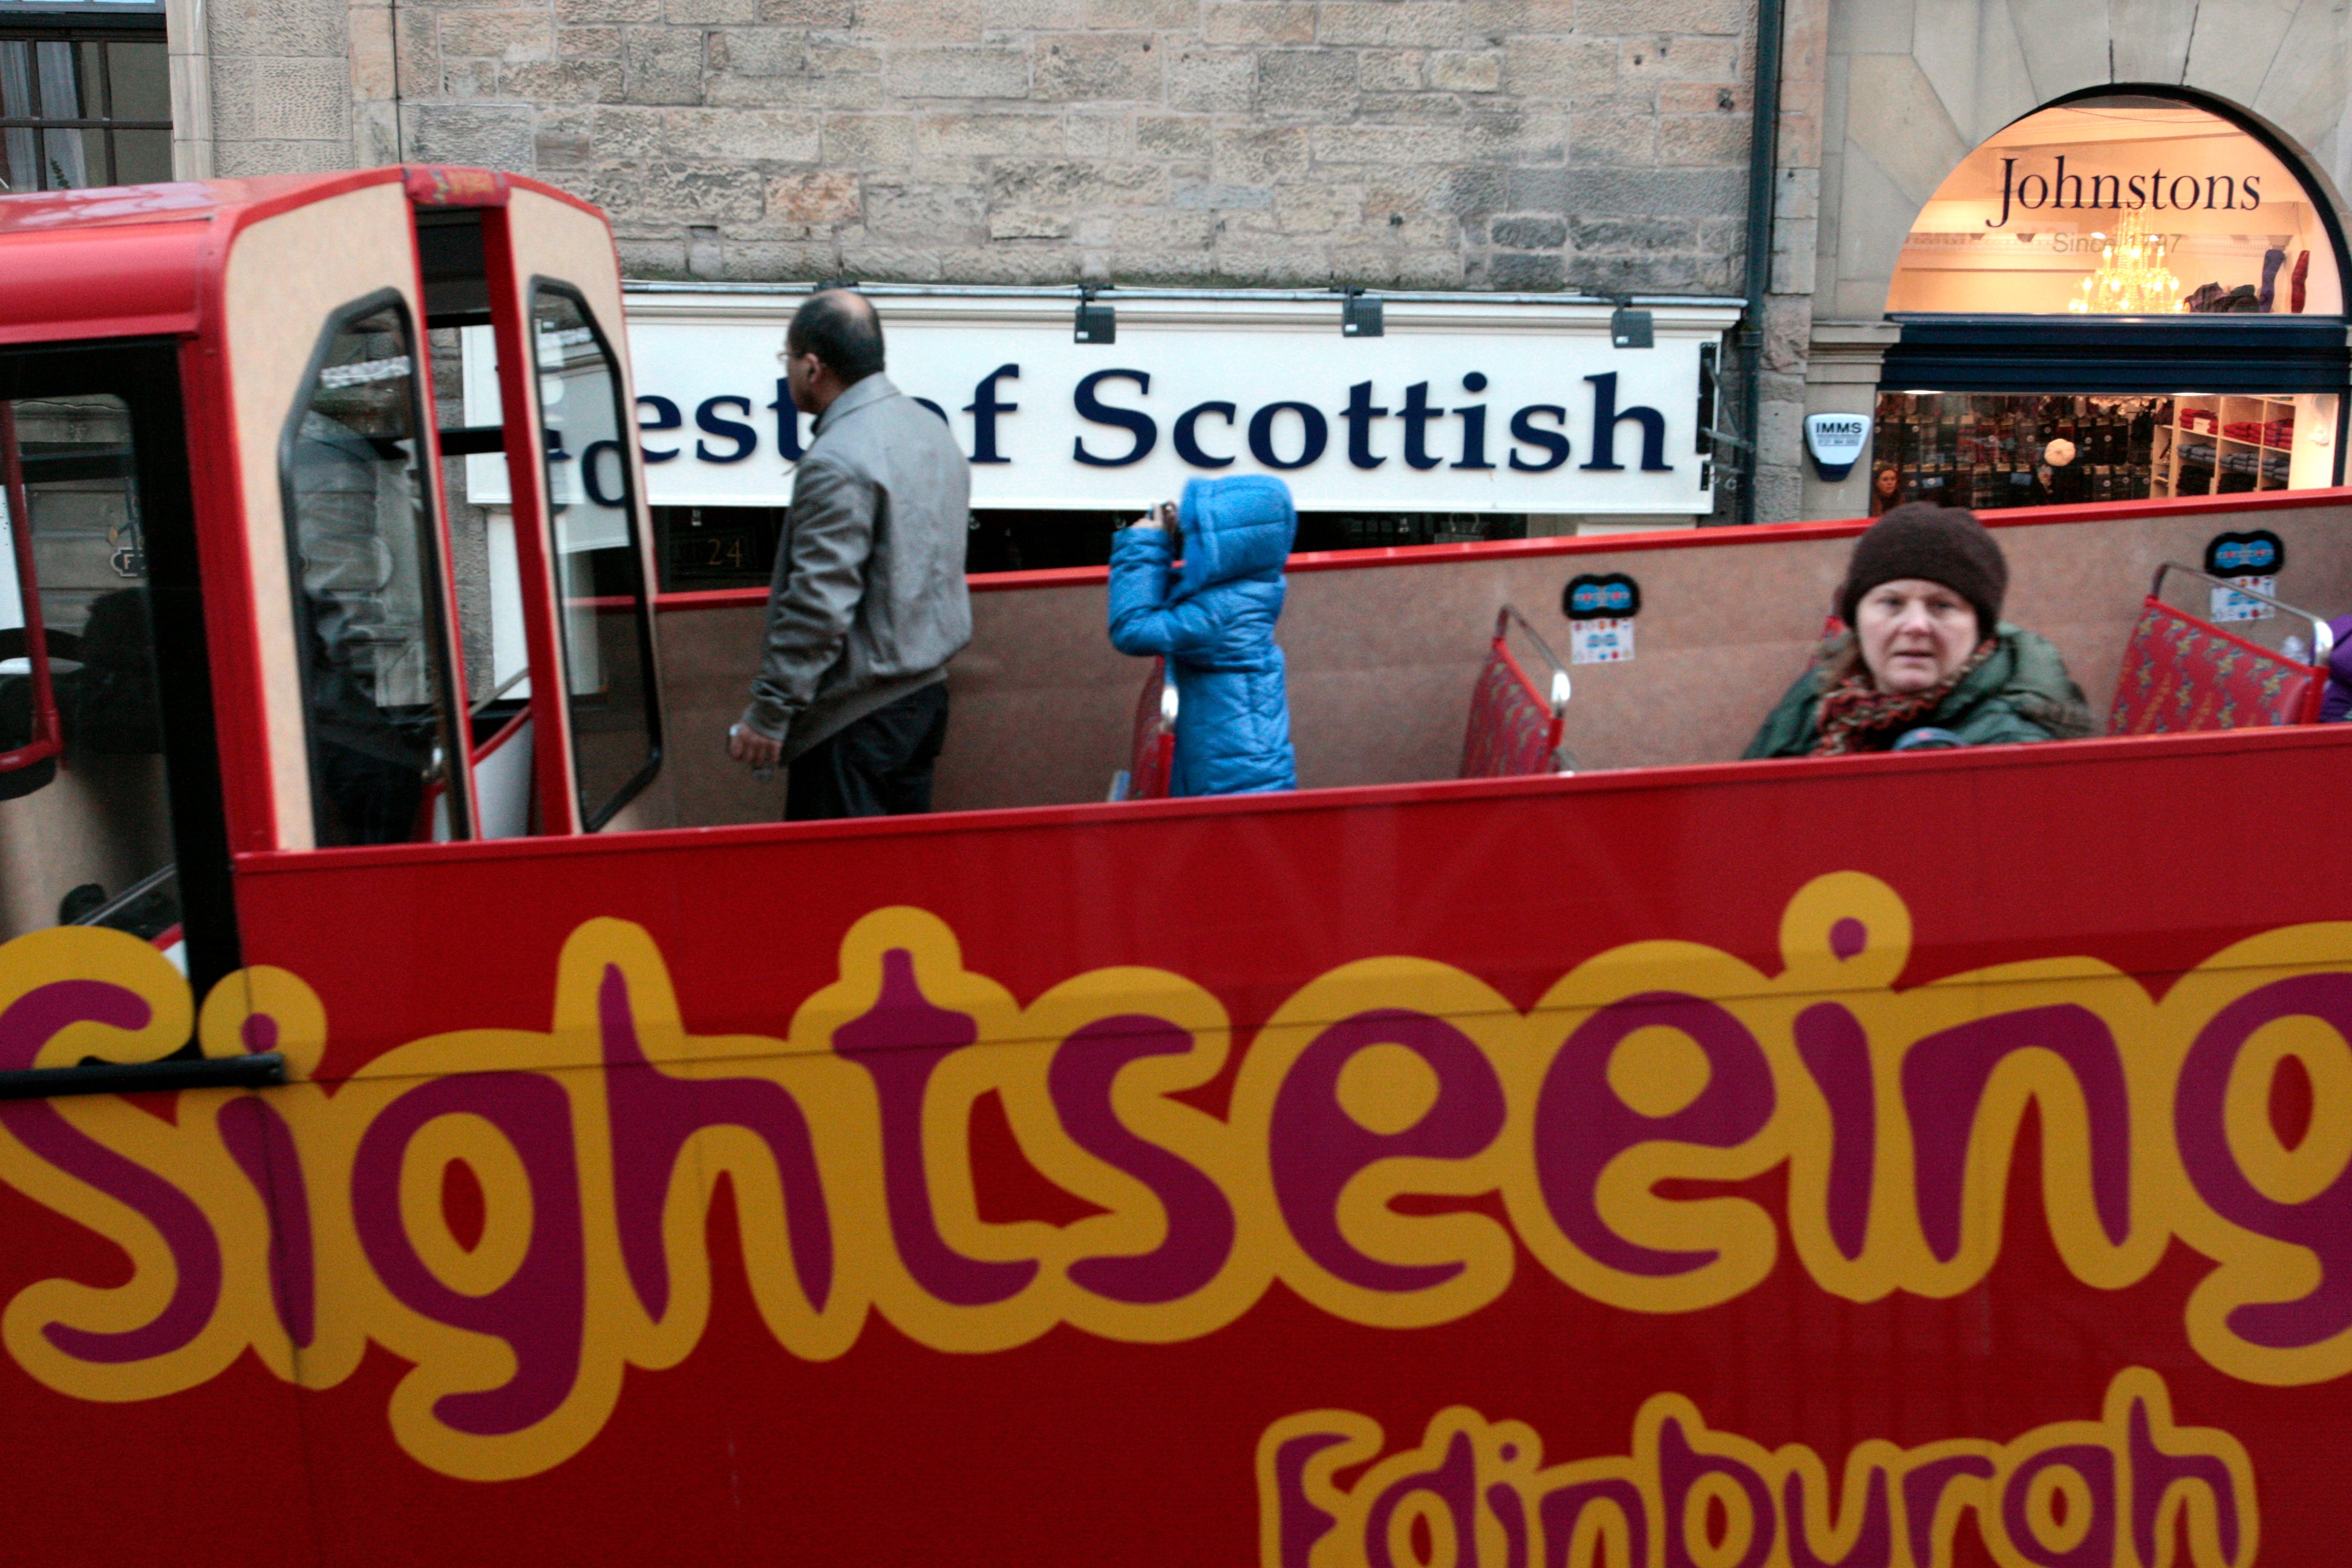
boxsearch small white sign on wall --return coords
[1570,618,1635,664]
[2211,576,2278,622]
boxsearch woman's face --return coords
[1857,578,1981,695]
[1873,468,1898,498]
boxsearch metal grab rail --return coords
[0,1053,286,1100]
[69,861,176,932]
[2151,562,2336,665]
[471,662,531,718]
[1496,604,1572,720]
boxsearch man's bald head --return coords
[786,289,885,385]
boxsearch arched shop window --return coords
[1869,93,2348,515]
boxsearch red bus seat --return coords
[1109,656,1178,801]
[2108,564,2331,735]
[1460,606,1574,778]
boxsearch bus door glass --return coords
[0,342,234,991]
[223,177,479,855]
[281,293,472,846]
[417,182,662,837]
[530,286,659,829]
[416,203,534,841]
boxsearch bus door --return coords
[408,170,665,837]
[215,176,481,861]
[0,338,237,995]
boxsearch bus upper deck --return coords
[0,168,2344,932]
[4,166,2352,1568]
[0,157,2343,1036]
[647,487,2352,825]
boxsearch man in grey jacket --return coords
[727,290,973,817]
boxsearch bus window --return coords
[0,389,189,958]
[283,293,471,847]
[531,286,660,829]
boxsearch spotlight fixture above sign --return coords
[1074,291,1115,345]
[1341,290,1383,338]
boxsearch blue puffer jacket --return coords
[1107,475,1296,795]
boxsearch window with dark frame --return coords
[0,21,169,194]
[532,286,664,831]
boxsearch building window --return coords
[1888,96,2342,317]
[1872,92,2348,508]
[0,31,169,192]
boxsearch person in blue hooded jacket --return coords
[1108,474,1297,795]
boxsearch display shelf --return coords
[2164,392,2299,497]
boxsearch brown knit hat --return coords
[1837,503,2008,640]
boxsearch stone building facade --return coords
[1788,0,2352,519]
[209,0,1759,295]
[151,0,2352,522]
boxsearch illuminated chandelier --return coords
[2068,209,2183,313]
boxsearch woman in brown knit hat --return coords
[1743,503,2096,758]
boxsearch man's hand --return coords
[728,722,783,770]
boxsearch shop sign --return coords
[1988,155,2268,229]
[464,293,1738,515]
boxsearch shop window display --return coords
[1868,391,2339,514]
[1887,98,2342,317]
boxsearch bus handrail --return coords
[0,1053,286,1100]
[2151,561,2335,664]
[68,861,175,931]
[1495,604,1572,720]
[470,664,529,718]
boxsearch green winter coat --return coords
[1742,625,2096,760]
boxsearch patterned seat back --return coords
[1460,613,1570,778]
[2108,595,2323,735]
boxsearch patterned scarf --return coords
[1809,643,1993,756]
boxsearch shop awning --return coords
[1880,314,2350,394]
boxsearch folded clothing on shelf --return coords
[2216,449,2292,482]
[2221,420,2296,445]
[2180,409,2218,434]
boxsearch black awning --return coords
[1880,314,2350,394]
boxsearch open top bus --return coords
[0,165,2345,1568]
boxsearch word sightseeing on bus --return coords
[0,871,2344,1498]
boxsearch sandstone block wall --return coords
[305,0,1765,292]
[175,0,2352,524]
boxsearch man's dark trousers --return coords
[784,683,950,820]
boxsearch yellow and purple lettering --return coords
[0,876,2341,1478]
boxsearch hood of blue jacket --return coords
[1177,475,1296,596]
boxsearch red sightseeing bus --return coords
[0,166,2346,1567]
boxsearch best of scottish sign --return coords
[466,295,1737,515]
